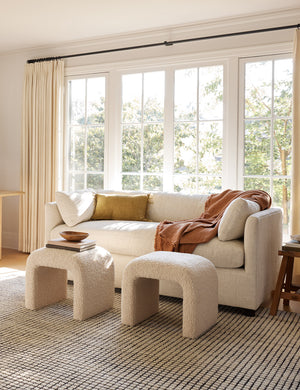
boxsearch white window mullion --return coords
[163,68,175,192]
[106,71,122,190]
[237,58,246,190]
[140,74,145,191]
[196,68,200,192]
[84,79,88,188]
[63,80,71,191]
[270,59,275,198]
[224,57,240,190]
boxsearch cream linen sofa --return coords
[44,191,282,313]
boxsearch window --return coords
[241,57,293,236]
[174,65,223,193]
[66,76,106,191]
[120,65,223,193]
[121,71,165,191]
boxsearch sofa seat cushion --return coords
[193,237,244,268]
[50,221,244,269]
[51,220,159,257]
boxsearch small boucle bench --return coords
[25,246,114,320]
[121,251,218,338]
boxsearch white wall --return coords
[0,9,299,250]
[0,52,26,248]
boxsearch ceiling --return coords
[1,0,300,54]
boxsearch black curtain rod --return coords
[27,23,300,64]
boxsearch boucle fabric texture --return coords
[147,192,207,222]
[55,190,95,226]
[121,251,218,338]
[51,219,159,257]
[25,246,114,320]
[154,189,272,253]
[218,198,261,241]
[50,221,245,268]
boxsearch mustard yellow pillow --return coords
[92,194,149,221]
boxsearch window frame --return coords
[63,72,109,191]
[238,53,292,188]
[120,70,166,192]
[172,64,225,194]
[117,58,229,193]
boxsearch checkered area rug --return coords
[0,273,299,390]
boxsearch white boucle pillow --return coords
[55,190,95,227]
[218,198,260,241]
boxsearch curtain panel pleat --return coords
[19,60,64,253]
[291,29,300,276]
[292,30,300,234]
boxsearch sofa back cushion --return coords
[147,192,208,222]
[218,197,260,241]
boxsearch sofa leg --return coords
[221,305,257,316]
[242,309,256,317]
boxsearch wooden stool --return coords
[270,249,300,315]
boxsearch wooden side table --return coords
[270,249,300,315]
[0,190,24,259]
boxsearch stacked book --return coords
[282,240,300,252]
[46,238,96,252]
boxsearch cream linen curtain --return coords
[291,29,300,276]
[19,60,64,253]
[292,29,300,235]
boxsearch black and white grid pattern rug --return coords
[0,272,299,390]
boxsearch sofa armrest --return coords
[44,202,64,244]
[244,207,282,305]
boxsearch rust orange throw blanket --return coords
[154,189,271,253]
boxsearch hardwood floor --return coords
[0,248,28,270]
[0,248,299,314]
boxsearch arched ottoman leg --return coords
[121,274,159,326]
[182,269,218,338]
[25,264,67,310]
[73,256,114,321]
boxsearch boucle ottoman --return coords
[121,251,218,338]
[25,246,114,320]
